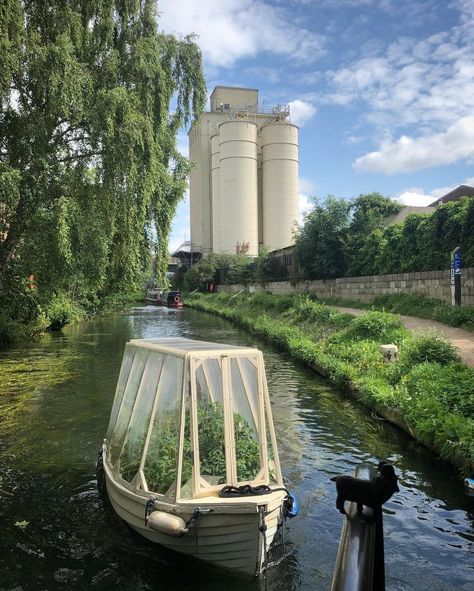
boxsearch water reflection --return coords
[0,305,472,590]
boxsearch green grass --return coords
[318,293,474,332]
[186,292,474,476]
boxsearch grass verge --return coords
[186,292,474,476]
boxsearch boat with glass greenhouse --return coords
[100,337,297,577]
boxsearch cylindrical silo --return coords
[210,133,221,252]
[219,120,258,256]
[261,122,299,251]
[257,135,263,247]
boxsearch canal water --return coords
[0,306,472,591]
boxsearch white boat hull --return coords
[103,461,286,576]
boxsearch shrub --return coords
[402,362,474,418]
[44,292,83,331]
[294,295,353,329]
[329,310,406,345]
[400,333,460,366]
[350,311,403,340]
[0,313,16,345]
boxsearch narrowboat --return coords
[99,338,297,577]
[145,289,163,306]
[163,290,183,308]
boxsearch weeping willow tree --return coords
[0,0,206,329]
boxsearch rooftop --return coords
[210,85,258,94]
[429,184,474,206]
[128,337,259,355]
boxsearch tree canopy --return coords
[294,193,474,280]
[293,195,352,279]
[294,193,402,279]
[0,0,206,334]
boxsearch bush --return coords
[400,333,460,366]
[401,362,474,418]
[294,295,352,328]
[395,362,474,467]
[330,310,406,345]
[44,292,83,331]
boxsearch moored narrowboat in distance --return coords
[163,290,183,308]
[145,288,163,306]
[100,338,297,577]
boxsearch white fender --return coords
[147,511,188,537]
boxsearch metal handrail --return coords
[331,466,385,591]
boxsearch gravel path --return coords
[334,306,474,368]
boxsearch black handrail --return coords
[330,466,385,591]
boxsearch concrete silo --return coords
[210,133,221,252]
[219,120,259,255]
[261,122,299,251]
[257,134,263,247]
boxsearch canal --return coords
[0,306,472,590]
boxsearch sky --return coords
[159,0,474,252]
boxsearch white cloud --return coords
[395,176,474,206]
[299,177,317,195]
[395,189,437,206]
[245,67,281,84]
[354,116,474,174]
[324,39,474,131]
[344,134,366,145]
[158,0,326,67]
[299,193,314,222]
[289,99,317,127]
[316,1,474,173]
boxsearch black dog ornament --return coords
[331,461,399,516]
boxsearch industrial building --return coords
[188,86,299,257]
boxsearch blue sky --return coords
[159,0,474,251]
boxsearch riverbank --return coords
[186,292,474,475]
[0,289,143,347]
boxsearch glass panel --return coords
[230,358,261,482]
[205,358,223,402]
[265,404,278,485]
[143,355,184,496]
[106,345,135,440]
[196,360,226,486]
[118,352,164,483]
[180,385,193,499]
[108,348,148,471]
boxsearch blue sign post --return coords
[451,247,462,306]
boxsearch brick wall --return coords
[218,267,474,306]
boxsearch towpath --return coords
[334,306,474,368]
